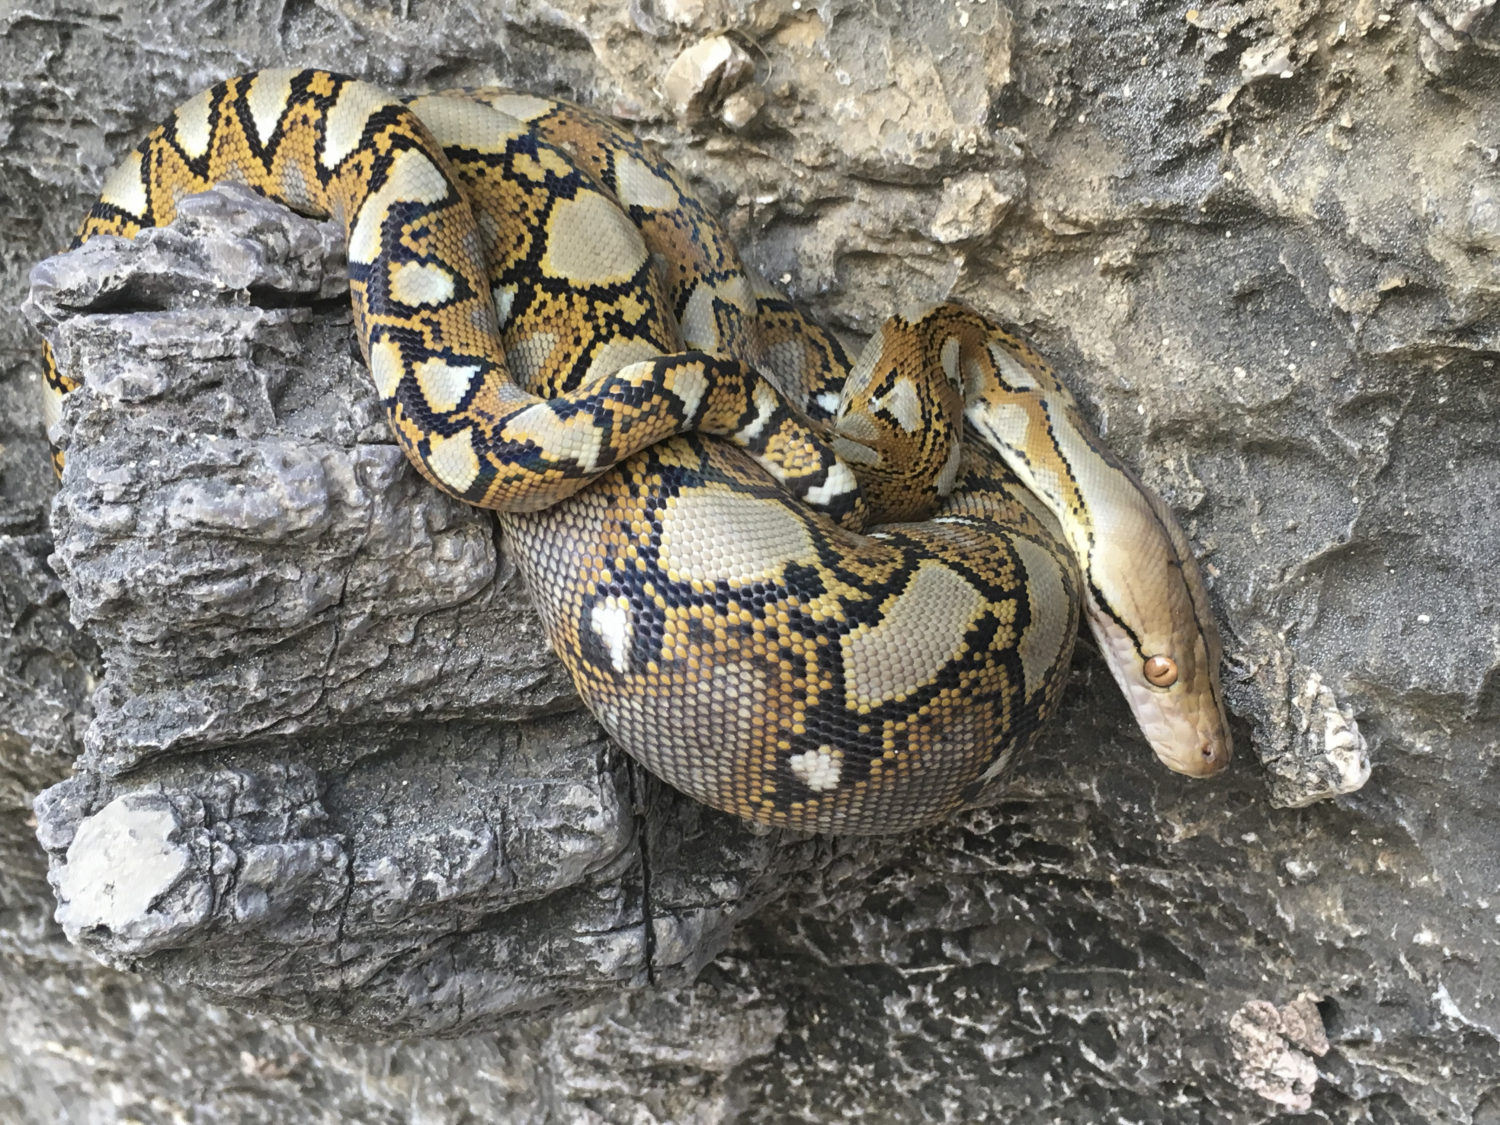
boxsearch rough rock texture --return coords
[2,0,1497,1121]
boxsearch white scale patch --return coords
[612,152,681,211]
[969,399,1069,506]
[244,70,295,146]
[756,340,806,402]
[739,382,781,440]
[963,354,985,390]
[479,92,553,122]
[1047,411,1149,557]
[970,399,1028,449]
[508,402,605,472]
[830,436,880,467]
[425,426,481,492]
[940,336,963,389]
[589,601,633,674]
[99,151,148,219]
[414,357,480,414]
[971,399,1102,565]
[816,390,842,417]
[680,276,753,353]
[936,438,964,494]
[787,746,843,793]
[492,284,518,327]
[803,462,858,508]
[370,337,406,399]
[989,341,1040,390]
[977,745,1016,785]
[843,337,882,399]
[541,191,648,285]
[842,563,985,707]
[507,330,560,386]
[658,488,814,585]
[583,338,667,389]
[880,376,923,433]
[408,94,527,151]
[666,361,709,419]
[40,381,63,434]
[389,260,457,307]
[275,151,314,209]
[834,407,881,446]
[1011,536,1072,699]
[320,81,384,170]
[348,148,451,265]
[171,86,215,159]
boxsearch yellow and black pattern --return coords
[450,88,858,422]
[42,69,1232,833]
[44,69,859,523]
[505,437,1079,830]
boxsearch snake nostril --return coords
[1197,742,1231,774]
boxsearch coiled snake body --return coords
[41,70,1231,833]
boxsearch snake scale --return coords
[40,69,1231,833]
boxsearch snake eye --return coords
[1143,654,1179,688]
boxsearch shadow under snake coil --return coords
[40,69,1233,833]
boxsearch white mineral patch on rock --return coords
[55,792,209,951]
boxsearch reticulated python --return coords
[40,69,1231,833]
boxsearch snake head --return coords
[1084,487,1232,778]
[1091,601,1232,777]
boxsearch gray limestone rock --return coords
[2,0,1498,1121]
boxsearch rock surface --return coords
[2,0,1498,1121]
